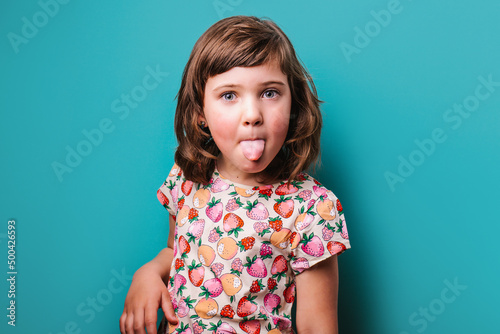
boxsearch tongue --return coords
[240,140,265,161]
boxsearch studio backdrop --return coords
[1,0,499,333]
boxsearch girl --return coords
[120,16,350,334]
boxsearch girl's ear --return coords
[198,114,207,128]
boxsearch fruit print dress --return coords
[156,164,350,334]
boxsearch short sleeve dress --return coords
[156,164,350,334]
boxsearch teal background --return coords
[1,0,499,333]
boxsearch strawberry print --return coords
[206,198,223,222]
[157,166,350,331]
[244,200,269,220]
[273,196,294,218]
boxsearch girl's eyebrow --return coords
[212,81,287,91]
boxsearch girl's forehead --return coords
[207,62,287,85]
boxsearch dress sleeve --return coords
[157,164,182,216]
[290,187,351,275]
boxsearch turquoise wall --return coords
[1,0,499,333]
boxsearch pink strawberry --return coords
[322,223,335,241]
[295,189,312,203]
[300,233,325,257]
[264,293,282,315]
[237,295,258,317]
[187,219,205,243]
[273,196,294,218]
[176,296,195,318]
[313,185,327,197]
[260,242,272,260]
[176,322,192,334]
[192,320,206,334]
[270,255,288,277]
[275,181,301,195]
[327,241,347,255]
[211,177,230,193]
[208,227,223,243]
[208,321,237,334]
[225,197,243,211]
[206,198,223,222]
[244,200,269,220]
[173,274,187,296]
[239,319,261,334]
[167,181,178,205]
[291,257,309,273]
[199,278,223,298]
[336,218,349,239]
[230,258,243,275]
[210,262,224,278]
[187,260,205,287]
[244,255,267,278]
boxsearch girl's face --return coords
[200,62,291,185]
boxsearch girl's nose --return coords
[242,99,263,126]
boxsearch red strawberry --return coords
[175,258,184,271]
[250,279,265,293]
[268,217,282,232]
[157,189,169,206]
[181,180,193,195]
[336,199,343,212]
[273,196,294,218]
[239,319,261,334]
[275,182,301,195]
[188,208,199,220]
[223,213,244,237]
[283,280,296,303]
[238,236,256,251]
[237,295,258,317]
[258,188,273,200]
[270,255,288,278]
[327,241,347,255]
[220,304,235,319]
[267,277,277,292]
[187,260,204,287]
[179,235,191,256]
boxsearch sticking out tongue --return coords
[240,139,265,161]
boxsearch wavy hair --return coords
[174,16,322,185]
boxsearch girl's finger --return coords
[131,308,147,334]
[119,311,127,334]
[144,305,158,334]
[161,291,178,325]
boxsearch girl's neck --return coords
[215,161,272,187]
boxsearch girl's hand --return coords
[119,262,178,334]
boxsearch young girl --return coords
[120,16,350,334]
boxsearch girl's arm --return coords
[120,215,178,334]
[294,255,339,334]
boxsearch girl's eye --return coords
[222,92,236,101]
[263,90,279,99]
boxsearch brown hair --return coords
[174,15,322,185]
